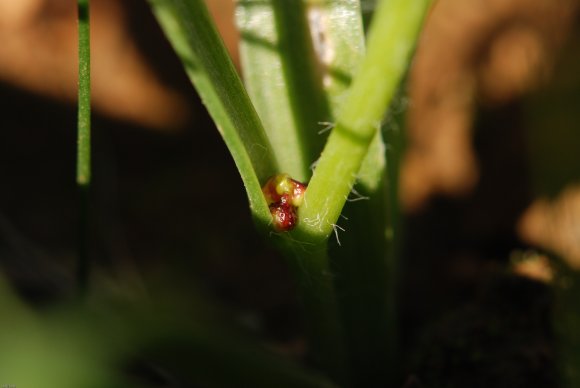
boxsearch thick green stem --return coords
[281,243,349,385]
[237,1,350,382]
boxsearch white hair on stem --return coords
[345,187,370,202]
[329,222,345,246]
[317,121,335,135]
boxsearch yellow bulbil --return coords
[274,173,293,196]
[291,187,305,207]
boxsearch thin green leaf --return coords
[148,0,277,227]
[77,0,91,295]
[77,0,91,186]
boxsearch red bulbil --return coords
[269,202,297,232]
[290,179,307,207]
[262,173,307,232]
[262,180,282,205]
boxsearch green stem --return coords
[301,2,397,384]
[289,1,431,383]
[297,0,432,242]
[237,1,353,382]
[77,0,91,295]
[278,240,349,385]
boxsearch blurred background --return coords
[1,0,580,386]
